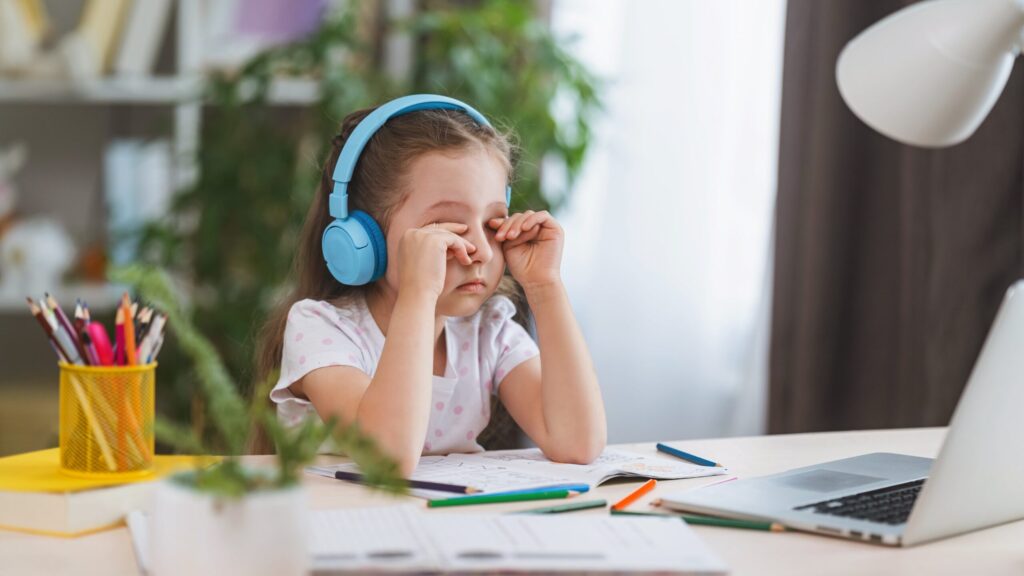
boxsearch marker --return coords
[656,443,722,467]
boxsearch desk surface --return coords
[2,427,1021,576]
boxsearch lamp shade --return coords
[836,0,1024,147]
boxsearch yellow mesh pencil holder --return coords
[59,362,157,479]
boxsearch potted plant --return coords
[111,265,403,576]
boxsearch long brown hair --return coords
[249,104,520,453]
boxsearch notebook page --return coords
[421,513,729,574]
[310,449,726,500]
[308,505,439,572]
[472,448,728,485]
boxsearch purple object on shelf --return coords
[235,0,327,42]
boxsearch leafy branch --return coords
[111,265,404,498]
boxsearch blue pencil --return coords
[485,483,591,497]
[656,443,722,467]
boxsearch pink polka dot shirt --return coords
[270,294,539,455]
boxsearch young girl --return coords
[258,95,606,475]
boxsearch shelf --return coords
[0,283,127,313]
[0,76,320,106]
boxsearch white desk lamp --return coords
[836,0,1024,147]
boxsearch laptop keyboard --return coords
[793,479,925,525]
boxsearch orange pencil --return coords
[122,294,137,365]
[612,479,658,511]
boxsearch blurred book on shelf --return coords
[201,0,327,72]
[104,139,172,268]
[60,0,133,80]
[114,0,173,78]
[0,0,52,73]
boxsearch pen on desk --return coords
[611,509,786,532]
[428,489,577,509]
[612,478,657,511]
[513,499,608,514]
[311,468,480,494]
[656,443,722,467]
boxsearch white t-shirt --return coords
[270,294,540,454]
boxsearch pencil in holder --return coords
[58,362,157,479]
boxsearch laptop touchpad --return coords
[774,470,884,493]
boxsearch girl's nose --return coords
[466,226,494,264]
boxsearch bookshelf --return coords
[0,0,320,312]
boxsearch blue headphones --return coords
[322,94,511,286]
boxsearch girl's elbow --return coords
[396,452,421,478]
[547,437,606,465]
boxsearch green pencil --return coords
[610,509,786,532]
[511,499,608,514]
[428,489,576,508]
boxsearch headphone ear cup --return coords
[349,210,387,280]
[321,211,387,286]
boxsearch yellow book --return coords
[67,0,133,76]
[0,448,207,537]
[16,0,50,42]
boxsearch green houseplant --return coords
[139,0,601,438]
[111,265,403,575]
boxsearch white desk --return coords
[3,427,1021,575]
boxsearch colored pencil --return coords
[122,294,137,365]
[612,478,657,511]
[38,297,84,365]
[26,298,69,363]
[610,509,786,532]
[656,443,722,467]
[486,483,591,497]
[115,308,126,366]
[308,467,479,494]
[427,489,577,509]
[513,499,608,514]
[46,294,89,365]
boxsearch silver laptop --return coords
[661,279,1024,546]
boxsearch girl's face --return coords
[382,147,509,317]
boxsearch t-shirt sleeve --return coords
[269,299,370,409]
[484,296,540,395]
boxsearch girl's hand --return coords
[489,210,564,289]
[397,222,477,299]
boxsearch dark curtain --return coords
[769,0,1024,433]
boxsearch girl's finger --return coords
[496,213,525,240]
[487,217,506,229]
[504,224,541,249]
[444,236,475,265]
[518,210,550,233]
[506,210,535,240]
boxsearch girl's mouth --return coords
[456,280,486,293]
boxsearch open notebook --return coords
[309,447,728,499]
[129,506,728,575]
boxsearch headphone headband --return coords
[329,94,507,220]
